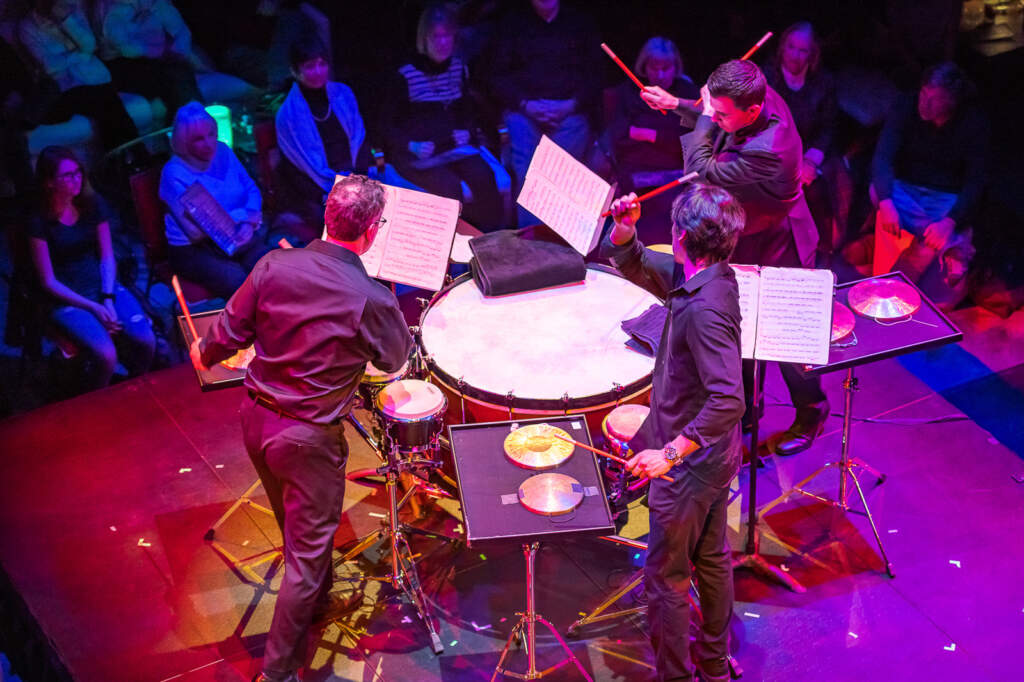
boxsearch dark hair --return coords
[921,62,974,108]
[289,36,329,70]
[707,59,766,110]
[670,182,745,264]
[773,21,820,79]
[324,175,386,241]
[34,145,94,219]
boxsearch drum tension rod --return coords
[456,377,467,424]
[506,390,516,420]
[561,392,571,415]
[612,382,624,407]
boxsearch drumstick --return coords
[552,434,673,482]
[601,43,667,116]
[171,275,199,342]
[277,237,293,249]
[693,31,773,108]
[600,171,700,218]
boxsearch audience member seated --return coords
[160,102,268,298]
[28,145,155,391]
[384,3,505,230]
[600,36,697,243]
[764,22,841,261]
[17,0,141,151]
[275,37,417,241]
[92,0,205,114]
[483,0,600,225]
[871,62,989,308]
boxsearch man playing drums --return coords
[190,175,413,682]
[603,182,746,682]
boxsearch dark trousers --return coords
[43,84,140,150]
[240,398,348,679]
[106,56,202,113]
[732,226,828,416]
[168,238,269,299]
[394,153,504,231]
[646,469,733,681]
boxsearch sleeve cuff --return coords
[681,423,711,451]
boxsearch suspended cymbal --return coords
[831,301,855,342]
[848,279,921,320]
[518,473,585,516]
[503,423,575,469]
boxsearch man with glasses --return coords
[191,175,413,682]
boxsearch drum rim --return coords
[374,379,449,421]
[416,265,659,411]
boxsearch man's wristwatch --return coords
[662,444,680,466]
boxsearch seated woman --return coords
[160,102,268,298]
[18,0,141,152]
[29,146,155,392]
[383,3,505,230]
[764,22,840,260]
[872,62,989,308]
[275,37,417,241]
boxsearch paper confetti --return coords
[109,526,117,532]
[368,512,386,519]
[450,641,458,647]
[949,560,961,568]
[215,464,224,469]
[888,529,899,534]
[944,643,956,652]
[471,621,492,631]
[137,538,151,547]
[848,632,859,639]
[743,612,760,619]
[401,616,411,624]
[780,564,790,572]
[178,467,192,473]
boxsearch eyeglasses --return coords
[372,217,388,228]
[57,169,83,182]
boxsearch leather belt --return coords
[247,390,342,426]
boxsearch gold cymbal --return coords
[518,473,584,516]
[849,278,921,320]
[220,346,254,370]
[503,423,575,470]
[831,301,855,342]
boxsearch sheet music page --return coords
[754,267,834,365]
[355,182,393,279]
[374,185,461,291]
[516,135,613,255]
[730,264,761,360]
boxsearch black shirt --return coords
[764,65,838,156]
[28,195,112,301]
[872,94,989,225]
[609,76,700,172]
[385,53,474,156]
[200,240,414,425]
[600,235,745,488]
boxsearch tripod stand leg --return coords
[536,615,593,681]
[395,533,445,653]
[568,570,645,633]
[849,470,895,578]
[492,621,525,682]
[732,551,806,593]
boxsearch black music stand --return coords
[448,415,613,681]
[759,272,963,578]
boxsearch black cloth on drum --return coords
[199,239,414,425]
[621,303,669,357]
[468,225,586,297]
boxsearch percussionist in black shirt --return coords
[603,182,746,682]
[190,175,413,682]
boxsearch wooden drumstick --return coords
[693,31,774,108]
[277,237,293,249]
[552,434,673,482]
[601,42,667,116]
[601,171,700,218]
[171,275,199,342]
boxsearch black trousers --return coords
[168,238,269,299]
[732,225,828,416]
[240,398,348,679]
[646,468,733,681]
[43,84,140,151]
[106,57,202,113]
[393,153,504,231]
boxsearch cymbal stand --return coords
[759,367,893,577]
[732,360,809,591]
[492,543,593,681]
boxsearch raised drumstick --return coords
[171,275,199,341]
[600,171,700,218]
[693,31,774,107]
[552,434,673,482]
[601,42,667,116]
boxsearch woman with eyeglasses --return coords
[28,146,155,391]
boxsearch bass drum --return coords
[417,265,659,433]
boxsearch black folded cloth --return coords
[469,225,586,296]
[621,304,669,357]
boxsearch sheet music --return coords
[730,264,761,360]
[357,183,461,291]
[516,135,614,255]
[754,267,834,365]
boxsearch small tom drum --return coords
[374,379,447,453]
[600,403,651,512]
[359,360,409,407]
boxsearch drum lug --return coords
[417,297,430,311]
[505,390,516,420]
[561,392,571,415]
[612,382,624,407]
[457,376,467,424]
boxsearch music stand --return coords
[759,272,963,578]
[448,415,614,681]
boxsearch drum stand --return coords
[337,442,448,654]
[492,543,593,681]
[759,367,894,578]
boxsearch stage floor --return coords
[1,305,1023,682]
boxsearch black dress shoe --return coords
[775,405,830,456]
[696,656,731,682]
